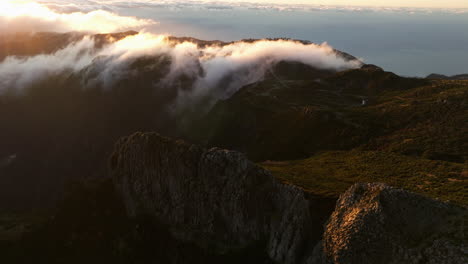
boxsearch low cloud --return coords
[0,0,157,34]
[183,39,360,102]
[0,37,96,92]
[0,1,362,110]
[0,32,361,110]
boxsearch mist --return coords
[0,37,96,92]
[0,32,361,109]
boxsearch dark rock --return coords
[110,134,467,264]
[321,183,467,264]
[110,132,327,264]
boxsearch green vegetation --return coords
[194,70,467,164]
[194,66,468,163]
[361,80,468,163]
[261,150,467,206]
[194,70,468,207]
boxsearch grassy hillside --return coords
[198,71,467,206]
[193,68,467,164]
[361,80,468,163]
[261,150,467,206]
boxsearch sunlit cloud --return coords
[0,36,96,90]
[0,32,362,109]
[0,0,157,34]
[1,0,464,36]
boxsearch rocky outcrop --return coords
[321,183,467,264]
[110,132,329,264]
[110,133,467,264]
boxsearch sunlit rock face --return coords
[109,132,335,264]
[109,133,467,264]
[320,183,467,264]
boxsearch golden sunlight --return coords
[0,0,54,18]
[0,0,156,33]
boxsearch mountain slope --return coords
[191,69,467,163]
[427,73,468,80]
[261,150,467,205]
[0,32,362,210]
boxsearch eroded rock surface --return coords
[321,183,467,264]
[110,132,327,264]
[110,133,466,264]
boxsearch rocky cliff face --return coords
[321,183,467,264]
[110,133,467,264]
[110,132,332,264]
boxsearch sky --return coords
[212,0,468,8]
[1,0,467,76]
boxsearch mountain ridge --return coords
[0,31,466,263]
[427,73,468,80]
[0,31,360,63]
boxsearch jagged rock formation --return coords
[320,183,467,264]
[110,133,467,264]
[110,132,331,264]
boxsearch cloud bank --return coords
[0,0,157,34]
[0,32,362,109]
[0,37,96,90]
[0,1,363,110]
